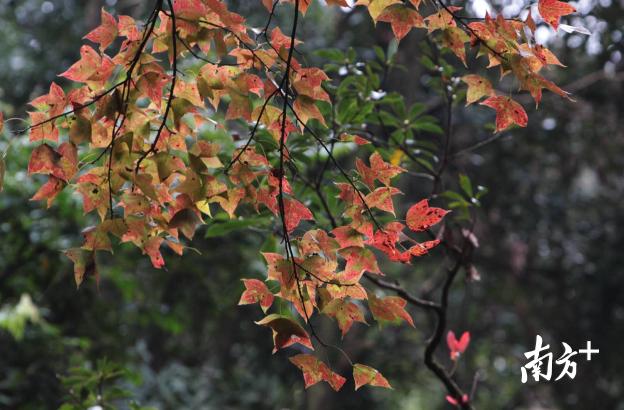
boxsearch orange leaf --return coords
[367,291,414,327]
[332,226,365,249]
[255,314,314,353]
[64,248,98,288]
[339,246,381,283]
[31,176,66,208]
[538,0,576,30]
[238,279,275,313]
[144,237,165,269]
[214,187,245,218]
[356,152,405,189]
[29,112,58,143]
[442,27,469,66]
[339,133,370,145]
[364,186,401,215]
[326,0,349,6]
[30,82,67,117]
[462,74,495,105]
[526,9,537,33]
[424,7,461,32]
[322,298,367,337]
[353,363,392,390]
[378,5,425,41]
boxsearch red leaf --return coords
[59,45,101,83]
[144,236,165,269]
[446,394,470,407]
[84,8,118,51]
[406,199,449,232]
[353,363,392,390]
[238,279,274,313]
[289,354,346,391]
[408,239,441,257]
[446,395,459,406]
[31,176,66,208]
[480,96,528,133]
[117,15,141,41]
[368,222,411,263]
[28,144,59,176]
[447,330,471,360]
[284,198,313,233]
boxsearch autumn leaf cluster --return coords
[19,0,577,394]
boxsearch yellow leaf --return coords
[389,149,404,166]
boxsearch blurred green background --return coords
[0,0,622,409]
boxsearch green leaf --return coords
[204,216,272,238]
[413,119,444,134]
[475,185,489,199]
[420,55,436,70]
[315,48,345,62]
[459,174,474,197]
[441,190,467,203]
[386,38,399,62]
[409,103,426,119]
[0,154,5,192]
[373,46,385,62]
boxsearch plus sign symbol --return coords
[579,341,599,361]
